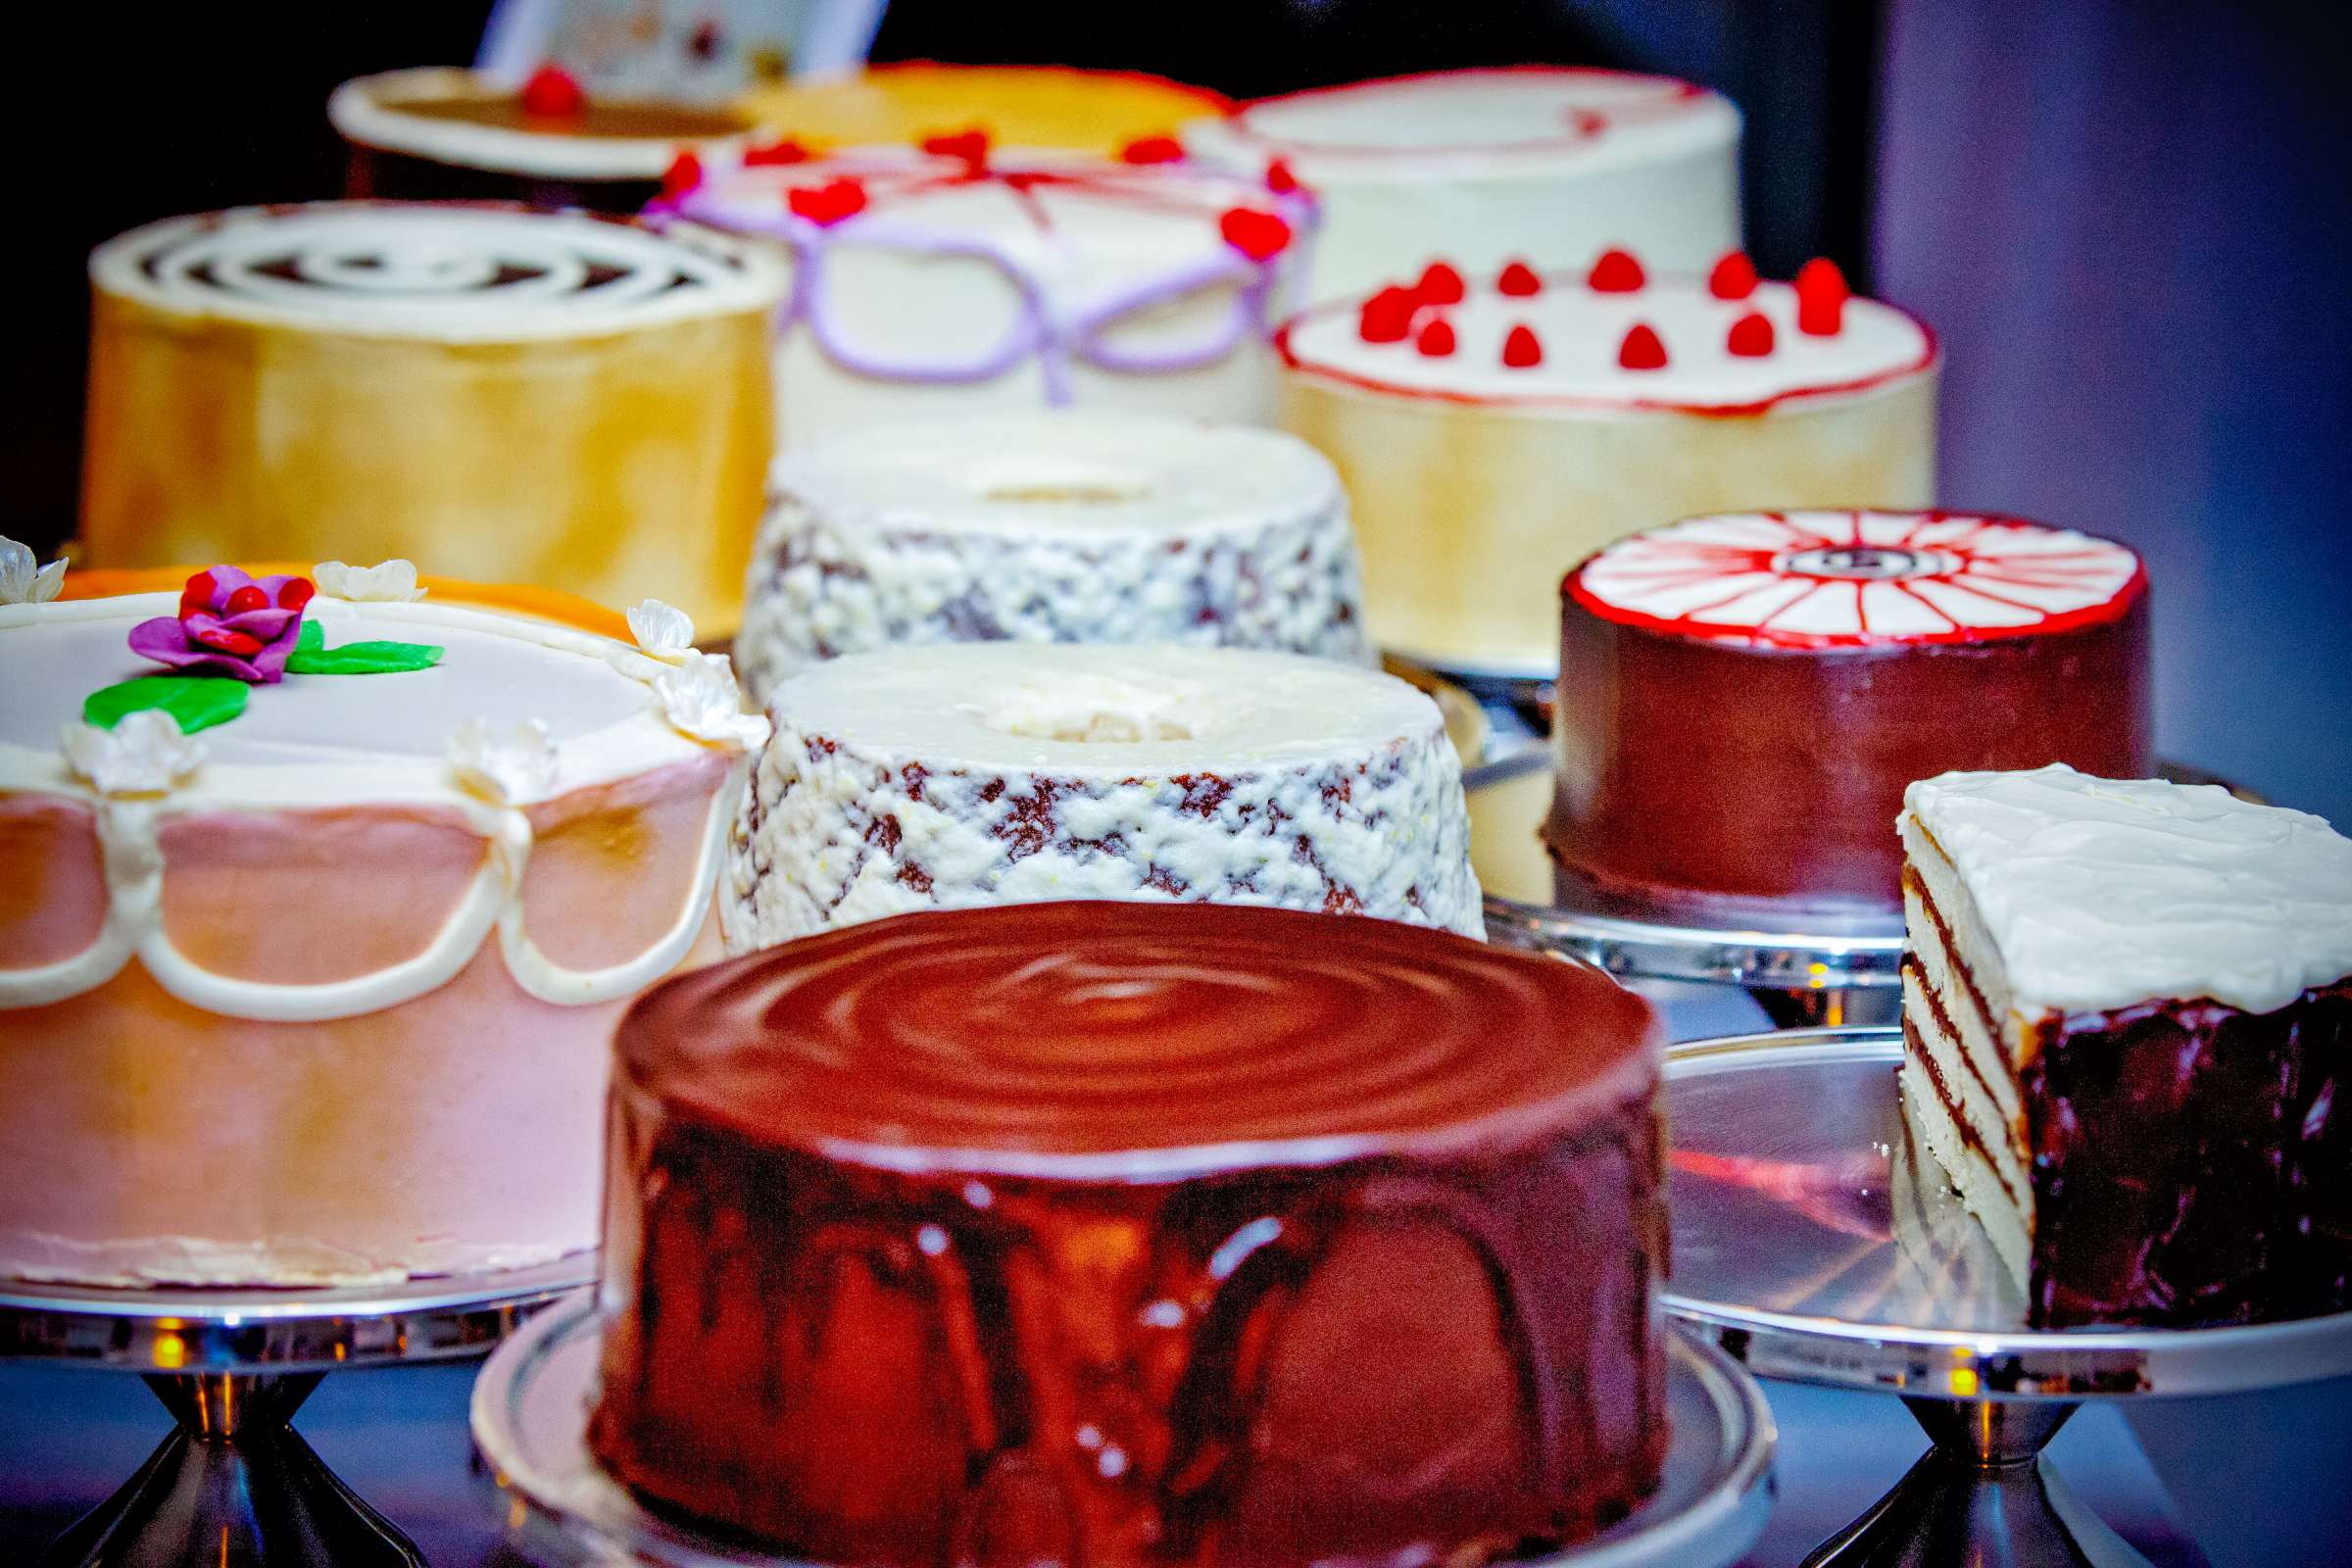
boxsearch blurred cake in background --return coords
[727,642,1479,947]
[81,201,782,635]
[736,414,1369,705]
[737,62,1227,157]
[1548,511,2152,933]
[592,900,1668,1559]
[0,547,764,1286]
[1279,251,1937,675]
[331,66,757,212]
[660,142,1311,447]
[1185,67,1740,306]
[1899,765,2351,1326]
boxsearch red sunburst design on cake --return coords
[1568,511,2145,650]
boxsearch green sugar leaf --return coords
[296,620,324,652]
[286,639,445,675]
[81,675,249,734]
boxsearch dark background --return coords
[7,0,2348,821]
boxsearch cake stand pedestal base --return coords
[1,1257,593,1568]
[45,1373,423,1567]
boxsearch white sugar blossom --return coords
[626,599,696,662]
[61,710,205,797]
[448,717,557,806]
[314,559,426,603]
[654,651,770,749]
[1,537,66,606]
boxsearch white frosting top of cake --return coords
[771,641,1437,774]
[328,67,754,179]
[1904,765,2352,1016]
[1571,511,2145,650]
[770,414,1342,540]
[1278,265,1935,412]
[90,203,787,341]
[1186,67,1738,178]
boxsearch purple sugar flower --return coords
[128,567,316,684]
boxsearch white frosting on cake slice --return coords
[736,415,1371,703]
[725,643,1480,947]
[1903,764,2352,1017]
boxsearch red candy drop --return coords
[1726,312,1776,357]
[224,584,269,614]
[1357,285,1420,343]
[519,65,584,119]
[1588,249,1645,292]
[1219,208,1292,263]
[279,578,316,612]
[1618,322,1669,370]
[1118,134,1185,165]
[788,177,867,225]
[1265,157,1298,194]
[743,138,809,167]
[1416,318,1456,357]
[1496,261,1543,297]
[661,151,703,200]
[193,626,266,657]
[1502,324,1544,368]
[920,127,992,166]
[1416,262,1465,304]
[1796,257,1849,335]
[1708,252,1759,300]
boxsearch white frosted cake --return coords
[734,414,1371,705]
[83,202,784,634]
[0,546,765,1285]
[1899,765,2352,1327]
[724,642,1480,948]
[1185,67,1740,306]
[1279,251,1938,674]
[658,141,1313,447]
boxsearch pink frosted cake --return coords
[0,542,765,1286]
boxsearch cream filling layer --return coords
[1897,1054,2031,1290]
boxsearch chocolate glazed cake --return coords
[590,901,1668,1565]
[1548,511,2153,933]
[1901,766,2352,1327]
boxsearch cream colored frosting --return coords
[1902,764,2352,1016]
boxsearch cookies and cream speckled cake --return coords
[81,201,783,635]
[725,642,1479,947]
[1899,765,2352,1327]
[1279,252,1938,675]
[1548,510,2153,931]
[658,141,1312,447]
[591,900,1668,1561]
[735,414,1370,705]
[1184,66,1740,306]
[0,544,765,1286]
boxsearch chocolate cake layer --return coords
[590,901,1667,1565]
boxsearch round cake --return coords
[1184,67,1740,306]
[81,201,783,636]
[725,642,1480,948]
[736,63,1229,157]
[735,414,1371,705]
[659,142,1313,448]
[589,900,1668,1561]
[1277,251,1939,676]
[330,67,758,212]
[1548,510,2154,933]
[0,547,765,1285]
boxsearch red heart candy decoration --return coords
[1726,312,1776,357]
[1265,158,1299,193]
[1588,249,1645,292]
[1357,285,1421,344]
[519,65,584,119]
[1496,261,1543,297]
[743,138,809,167]
[661,152,703,200]
[1502,324,1544,368]
[1119,134,1185,165]
[1618,322,1669,370]
[921,127,991,166]
[1796,257,1848,335]
[1416,262,1465,304]
[1708,252,1759,300]
[1416,318,1456,358]
[1220,208,1292,263]
[789,178,868,225]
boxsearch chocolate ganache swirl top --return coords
[618,901,1659,1178]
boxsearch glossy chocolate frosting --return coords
[592,901,1668,1565]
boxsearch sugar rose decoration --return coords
[130,568,315,683]
[1,536,67,605]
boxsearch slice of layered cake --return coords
[1900,764,2352,1326]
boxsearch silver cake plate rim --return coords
[1659,1027,2352,1399]
[473,1300,1777,1568]
[0,1251,596,1373]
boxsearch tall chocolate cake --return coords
[1900,765,2352,1327]
[1548,510,2154,932]
[590,901,1667,1563]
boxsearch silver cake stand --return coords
[473,1301,1777,1568]
[0,1254,593,1565]
[1662,1027,2352,1567]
